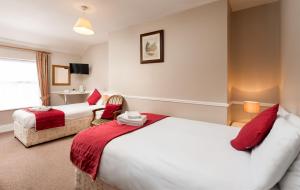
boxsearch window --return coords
[0,58,41,110]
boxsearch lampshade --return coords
[243,101,260,113]
[73,17,95,35]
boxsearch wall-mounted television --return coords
[69,63,89,74]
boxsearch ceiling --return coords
[229,0,279,12]
[0,0,278,55]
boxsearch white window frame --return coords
[0,57,42,111]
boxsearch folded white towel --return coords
[28,106,52,112]
[118,112,145,122]
[117,113,147,127]
[117,120,146,127]
[126,111,142,119]
[117,117,146,125]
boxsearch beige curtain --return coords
[36,51,50,106]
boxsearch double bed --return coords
[13,102,104,147]
[74,117,281,190]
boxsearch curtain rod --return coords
[0,44,51,54]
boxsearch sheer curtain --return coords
[36,51,50,106]
[0,58,41,110]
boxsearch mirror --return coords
[52,65,70,86]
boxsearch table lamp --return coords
[244,101,260,119]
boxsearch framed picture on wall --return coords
[140,30,164,64]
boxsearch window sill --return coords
[0,105,42,112]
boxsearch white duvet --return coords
[99,117,253,190]
[12,103,104,129]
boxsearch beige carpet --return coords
[0,131,75,190]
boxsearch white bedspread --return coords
[99,117,253,190]
[12,103,104,129]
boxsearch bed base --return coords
[75,169,119,190]
[14,116,92,147]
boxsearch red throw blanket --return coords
[26,108,65,131]
[70,113,168,180]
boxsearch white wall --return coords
[108,0,229,124]
[49,52,84,105]
[81,43,109,92]
[280,0,300,115]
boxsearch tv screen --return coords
[70,63,89,74]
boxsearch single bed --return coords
[73,106,300,190]
[75,117,280,190]
[13,102,104,147]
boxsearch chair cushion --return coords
[101,104,122,119]
[87,89,102,105]
[231,104,279,151]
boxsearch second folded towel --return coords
[117,112,147,127]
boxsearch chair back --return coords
[107,95,124,106]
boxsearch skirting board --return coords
[0,123,13,133]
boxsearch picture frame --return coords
[52,65,71,86]
[140,30,164,64]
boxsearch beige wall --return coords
[0,46,36,60]
[1,0,289,127]
[125,98,228,124]
[0,110,14,126]
[227,3,232,123]
[108,0,229,124]
[280,0,300,115]
[229,2,280,122]
[81,43,109,92]
[230,2,280,103]
[230,104,272,123]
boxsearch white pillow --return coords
[96,98,104,106]
[96,93,111,106]
[277,106,290,118]
[250,117,300,190]
[279,113,300,190]
[287,113,300,127]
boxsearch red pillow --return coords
[231,104,279,151]
[101,104,122,120]
[87,89,101,105]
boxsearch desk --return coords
[51,91,91,104]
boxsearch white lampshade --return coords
[244,101,260,114]
[73,17,95,35]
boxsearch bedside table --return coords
[230,121,247,128]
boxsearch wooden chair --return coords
[91,95,124,126]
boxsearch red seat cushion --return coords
[87,89,102,105]
[231,104,279,151]
[101,104,122,119]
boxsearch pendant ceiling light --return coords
[73,5,95,35]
